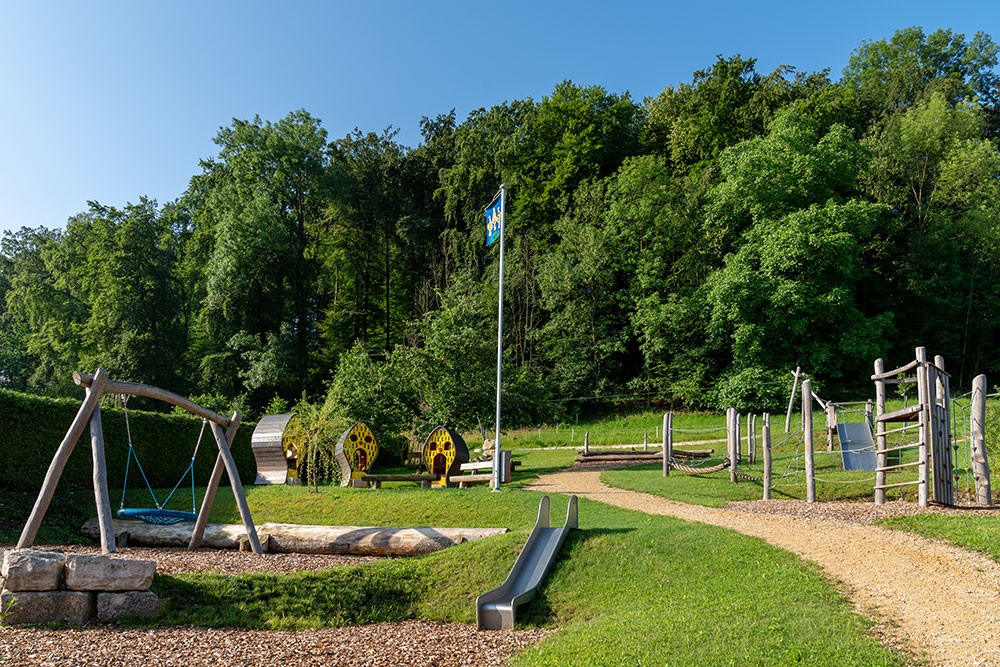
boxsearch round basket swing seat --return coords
[117,508,198,525]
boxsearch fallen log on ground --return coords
[82,518,507,556]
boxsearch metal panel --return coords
[251,413,297,485]
[837,423,877,471]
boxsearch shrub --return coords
[0,389,256,494]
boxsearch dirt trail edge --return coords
[527,466,1000,667]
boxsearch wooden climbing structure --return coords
[872,347,954,507]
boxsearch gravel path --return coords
[526,464,1000,667]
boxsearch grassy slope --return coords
[147,492,904,666]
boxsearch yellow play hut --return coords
[422,426,470,487]
[335,422,379,487]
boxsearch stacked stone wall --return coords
[0,549,161,625]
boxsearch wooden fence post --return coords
[728,408,738,483]
[826,404,836,452]
[662,413,672,477]
[972,374,992,505]
[763,413,772,500]
[735,412,742,465]
[803,378,816,503]
[584,430,589,455]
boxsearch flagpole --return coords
[492,184,506,491]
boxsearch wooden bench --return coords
[360,473,438,489]
[455,473,493,488]
[459,460,521,472]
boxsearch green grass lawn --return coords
[466,408,733,448]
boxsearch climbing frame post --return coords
[18,368,110,549]
[762,413,772,500]
[916,347,931,507]
[803,378,816,503]
[971,374,992,505]
[874,358,887,505]
[786,365,801,433]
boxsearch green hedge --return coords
[0,389,257,494]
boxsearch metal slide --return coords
[837,422,878,471]
[476,494,578,630]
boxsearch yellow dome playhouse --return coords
[335,422,379,488]
[422,426,470,488]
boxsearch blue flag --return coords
[485,198,503,247]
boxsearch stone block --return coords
[1,549,65,591]
[64,554,155,592]
[1,589,95,625]
[96,591,162,622]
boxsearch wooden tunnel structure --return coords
[252,413,304,485]
[16,368,263,555]
[335,422,379,487]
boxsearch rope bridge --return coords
[670,459,730,475]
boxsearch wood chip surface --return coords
[30,544,381,576]
[0,621,551,666]
[527,463,1000,667]
[0,545,550,665]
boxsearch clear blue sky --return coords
[1,0,996,235]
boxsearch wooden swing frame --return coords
[15,368,263,554]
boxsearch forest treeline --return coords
[2,27,999,433]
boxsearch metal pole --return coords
[492,184,506,491]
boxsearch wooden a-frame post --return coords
[18,368,110,550]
